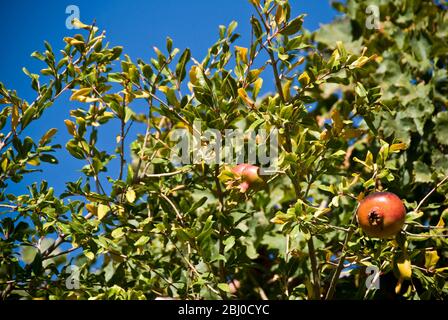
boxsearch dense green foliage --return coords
[0,0,447,300]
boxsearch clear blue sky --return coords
[1,0,338,196]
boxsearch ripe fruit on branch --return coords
[230,163,264,192]
[219,163,264,193]
[356,192,406,238]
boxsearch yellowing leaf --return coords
[282,79,292,101]
[253,78,263,98]
[82,97,99,103]
[84,251,95,260]
[85,203,97,215]
[116,205,126,218]
[189,65,199,85]
[248,67,265,83]
[436,211,446,228]
[357,192,365,202]
[71,18,90,30]
[425,250,439,269]
[331,109,343,135]
[64,119,76,136]
[39,128,57,145]
[313,207,331,218]
[342,128,364,139]
[396,257,412,280]
[126,188,136,203]
[97,204,109,221]
[390,142,408,153]
[238,88,255,108]
[111,227,125,239]
[134,92,149,99]
[365,151,374,167]
[320,129,331,141]
[395,278,403,294]
[270,212,293,224]
[349,54,377,69]
[70,87,92,101]
[158,86,169,94]
[298,71,310,87]
[11,104,19,132]
[28,158,40,166]
[234,46,248,64]
[63,37,85,46]
[336,41,347,58]
[1,158,8,171]
[275,5,285,25]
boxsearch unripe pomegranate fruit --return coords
[230,164,263,193]
[356,192,406,238]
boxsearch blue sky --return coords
[1,0,339,196]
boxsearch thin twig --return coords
[160,193,184,226]
[325,208,357,300]
[144,169,186,178]
[43,246,81,260]
[415,174,448,213]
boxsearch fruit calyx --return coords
[367,209,383,227]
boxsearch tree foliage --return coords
[0,0,447,300]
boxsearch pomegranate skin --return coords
[231,164,260,183]
[356,192,406,238]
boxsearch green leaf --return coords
[111,227,125,239]
[31,51,45,61]
[434,111,448,146]
[134,235,150,246]
[223,236,235,252]
[66,140,85,159]
[166,36,173,53]
[217,283,231,293]
[21,246,38,264]
[142,64,153,79]
[413,161,432,183]
[187,196,207,214]
[280,15,304,35]
[227,21,238,35]
[405,210,424,223]
[175,48,191,82]
[197,215,214,243]
[40,154,58,164]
